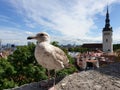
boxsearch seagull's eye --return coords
[40,34,44,36]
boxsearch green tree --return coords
[113,44,120,51]
[51,41,59,47]
[0,58,17,89]
[0,41,77,89]
[67,45,89,53]
[8,43,47,86]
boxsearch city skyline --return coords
[0,0,120,45]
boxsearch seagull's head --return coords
[27,32,50,43]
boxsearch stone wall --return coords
[6,63,120,90]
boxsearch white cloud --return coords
[2,0,120,45]
[113,27,120,43]
[10,0,119,36]
[0,27,35,45]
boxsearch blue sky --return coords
[0,0,120,45]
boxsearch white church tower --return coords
[102,6,113,53]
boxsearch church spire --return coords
[103,5,112,31]
[105,6,110,27]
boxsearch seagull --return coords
[27,32,69,87]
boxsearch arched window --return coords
[106,39,108,42]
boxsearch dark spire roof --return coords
[103,6,112,31]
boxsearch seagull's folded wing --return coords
[52,46,69,66]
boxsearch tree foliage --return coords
[0,43,47,89]
[0,58,17,90]
[0,42,77,89]
[51,41,59,47]
[68,47,89,53]
[8,43,47,85]
[113,44,120,51]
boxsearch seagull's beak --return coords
[27,36,37,40]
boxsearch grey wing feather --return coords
[52,46,69,65]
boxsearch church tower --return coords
[102,6,113,53]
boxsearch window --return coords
[106,39,108,42]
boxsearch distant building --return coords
[27,41,35,45]
[81,43,102,50]
[6,43,12,48]
[102,6,113,53]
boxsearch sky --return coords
[0,0,120,45]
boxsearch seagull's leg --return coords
[47,69,51,81]
[53,69,56,86]
[40,69,51,88]
[47,69,52,87]
[31,69,50,88]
